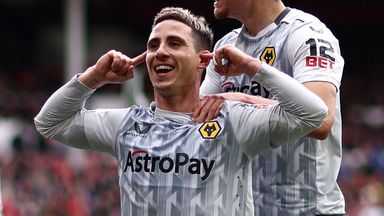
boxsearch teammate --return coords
[198,0,345,215]
[34,7,327,215]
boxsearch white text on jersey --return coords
[123,150,215,181]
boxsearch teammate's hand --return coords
[213,45,262,77]
[79,50,146,89]
[192,95,224,123]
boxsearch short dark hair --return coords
[152,7,214,51]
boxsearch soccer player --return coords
[198,0,345,215]
[34,7,327,215]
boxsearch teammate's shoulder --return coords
[214,27,242,48]
[285,8,322,25]
[285,8,338,41]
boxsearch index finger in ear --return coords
[214,50,226,67]
[201,52,214,59]
[132,51,146,66]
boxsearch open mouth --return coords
[155,65,174,74]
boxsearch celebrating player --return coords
[34,7,327,215]
[196,0,345,215]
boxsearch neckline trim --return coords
[274,7,291,25]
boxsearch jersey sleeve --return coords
[286,21,344,90]
[199,60,222,98]
[228,63,328,157]
[34,76,128,155]
[226,101,273,156]
[83,108,128,154]
[229,101,322,158]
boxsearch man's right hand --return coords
[78,50,146,89]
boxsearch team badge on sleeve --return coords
[260,47,276,65]
[199,121,221,139]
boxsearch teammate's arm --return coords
[303,81,336,139]
[287,23,342,140]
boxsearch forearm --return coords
[308,106,334,139]
[254,63,328,128]
[34,76,95,144]
[303,81,337,139]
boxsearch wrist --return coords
[78,66,104,89]
[246,58,263,77]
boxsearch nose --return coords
[154,44,169,60]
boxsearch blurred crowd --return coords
[0,14,123,213]
[337,68,384,216]
[1,135,121,216]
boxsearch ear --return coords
[198,50,213,69]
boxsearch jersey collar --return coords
[240,7,291,39]
[150,102,194,124]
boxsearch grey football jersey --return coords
[112,103,260,216]
[85,97,323,216]
[200,8,345,215]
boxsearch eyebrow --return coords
[147,35,188,46]
[167,35,186,42]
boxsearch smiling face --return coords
[146,20,203,96]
